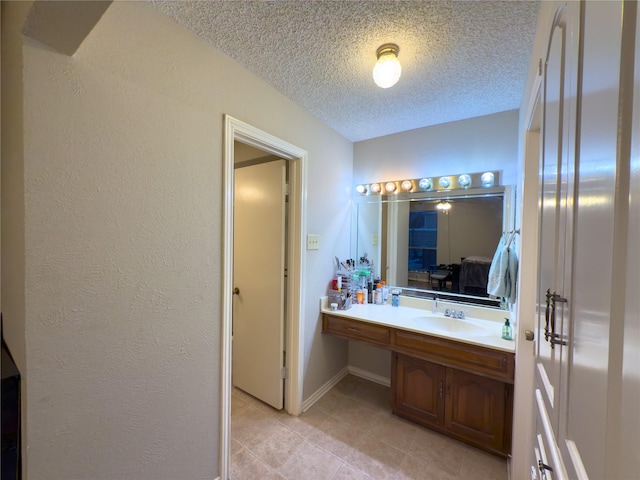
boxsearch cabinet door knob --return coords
[233,287,240,295]
[525,330,535,341]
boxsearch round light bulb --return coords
[370,183,381,194]
[356,184,367,194]
[458,174,471,188]
[401,180,413,191]
[418,178,432,190]
[439,177,451,189]
[481,172,495,187]
[385,182,397,193]
[373,44,401,89]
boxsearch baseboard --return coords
[301,366,349,412]
[347,365,391,387]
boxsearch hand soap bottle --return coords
[501,318,513,340]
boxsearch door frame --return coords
[220,115,307,479]
[510,68,542,477]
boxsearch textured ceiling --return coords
[150,1,540,142]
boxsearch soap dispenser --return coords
[501,318,513,340]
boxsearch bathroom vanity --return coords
[321,299,514,457]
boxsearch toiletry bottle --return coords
[375,283,383,305]
[502,318,513,340]
[391,289,400,307]
[356,288,364,305]
[381,281,389,303]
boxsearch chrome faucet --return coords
[444,308,466,319]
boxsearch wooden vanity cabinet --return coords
[392,353,446,428]
[445,367,510,453]
[322,313,514,456]
[392,352,512,456]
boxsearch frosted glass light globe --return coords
[373,52,402,88]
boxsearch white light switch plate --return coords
[307,234,320,250]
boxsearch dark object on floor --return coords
[2,314,21,480]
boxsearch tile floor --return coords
[231,374,508,480]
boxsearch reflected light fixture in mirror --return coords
[436,200,452,211]
[373,43,401,88]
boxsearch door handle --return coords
[538,459,553,480]
[544,289,567,348]
[544,289,552,341]
[233,287,240,295]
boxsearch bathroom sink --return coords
[414,316,490,336]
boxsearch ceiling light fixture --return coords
[373,43,401,89]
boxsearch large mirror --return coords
[352,185,514,307]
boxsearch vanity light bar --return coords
[355,171,500,196]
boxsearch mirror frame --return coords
[351,184,515,308]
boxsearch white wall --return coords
[435,199,502,265]
[349,110,519,381]
[353,109,519,187]
[4,2,353,478]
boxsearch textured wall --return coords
[16,1,352,478]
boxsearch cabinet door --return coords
[392,353,445,427]
[445,368,508,453]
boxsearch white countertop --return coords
[321,297,516,353]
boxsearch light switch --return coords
[372,234,379,246]
[307,234,320,250]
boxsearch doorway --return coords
[233,152,287,410]
[220,115,307,480]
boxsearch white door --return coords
[233,159,286,409]
[557,2,624,478]
[532,4,580,479]
[535,1,576,427]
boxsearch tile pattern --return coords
[231,375,508,480]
